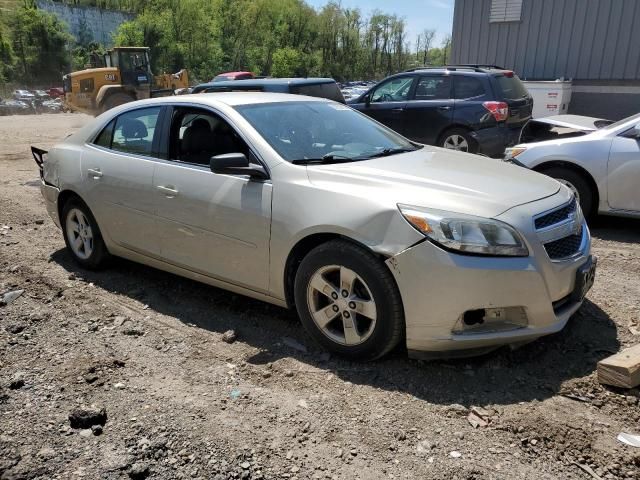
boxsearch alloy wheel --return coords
[65,208,94,260]
[306,265,377,346]
[443,134,469,152]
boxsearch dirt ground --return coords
[1,113,639,480]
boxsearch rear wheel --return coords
[541,167,595,218]
[61,198,109,269]
[294,240,404,361]
[439,128,477,153]
[101,93,134,113]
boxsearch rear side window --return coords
[95,107,161,156]
[291,83,345,103]
[94,120,115,148]
[414,75,452,100]
[453,76,486,99]
[495,74,529,100]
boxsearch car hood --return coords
[526,114,612,131]
[306,147,560,218]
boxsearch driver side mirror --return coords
[210,153,268,180]
[365,93,372,107]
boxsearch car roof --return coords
[125,92,330,108]
[196,77,336,90]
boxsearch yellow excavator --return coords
[63,47,189,116]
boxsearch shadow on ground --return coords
[589,215,640,243]
[51,247,619,407]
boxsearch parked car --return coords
[32,93,594,360]
[47,87,64,99]
[504,113,640,218]
[349,65,533,157]
[211,71,255,82]
[13,89,35,102]
[192,77,345,103]
[0,99,33,115]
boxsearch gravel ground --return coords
[1,113,639,480]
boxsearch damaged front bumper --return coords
[385,199,593,359]
[31,146,60,228]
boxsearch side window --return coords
[371,77,414,103]
[94,119,115,148]
[111,107,161,156]
[453,76,486,99]
[414,75,452,100]
[170,107,249,166]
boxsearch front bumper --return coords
[387,192,593,357]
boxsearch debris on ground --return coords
[0,289,24,306]
[617,432,640,447]
[68,406,107,429]
[221,329,237,344]
[597,344,640,388]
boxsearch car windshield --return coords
[235,101,418,163]
[600,112,640,131]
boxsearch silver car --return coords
[32,93,596,360]
[505,113,640,218]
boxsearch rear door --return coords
[82,106,163,255]
[352,76,415,133]
[402,74,454,144]
[492,72,533,128]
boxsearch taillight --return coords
[483,101,509,122]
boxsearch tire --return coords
[439,127,478,153]
[61,198,110,269]
[101,93,134,113]
[293,239,404,361]
[541,167,595,218]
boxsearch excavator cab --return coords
[106,48,152,88]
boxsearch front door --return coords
[153,106,273,291]
[402,74,454,144]
[82,106,163,255]
[608,127,640,211]
[354,76,415,134]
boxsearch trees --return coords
[11,7,73,85]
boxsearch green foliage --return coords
[0,0,447,86]
[9,7,73,84]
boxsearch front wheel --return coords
[294,240,404,361]
[101,93,134,113]
[541,167,595,218]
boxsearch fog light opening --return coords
[454,307,528,335]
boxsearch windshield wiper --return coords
[291,153,357,165]
[360,147,417,159]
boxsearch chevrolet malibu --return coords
[32,93,596,360]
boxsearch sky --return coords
[305,0,455,47]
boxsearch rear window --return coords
[495,74,529,100]
[290,83,345,103]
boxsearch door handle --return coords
[157,185,179,197]
[391,108,405,113]
[87,168,102,179]
[437,106,451,111]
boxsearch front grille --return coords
[535,197,577,229]
[544,227,583,260]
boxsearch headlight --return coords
[504,146,527,160]
[398,205,529,257]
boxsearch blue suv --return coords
[348,65,533,157]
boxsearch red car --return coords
[211,71,254,82]
[47,87,64,98]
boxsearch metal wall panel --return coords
[450,0,640,80]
